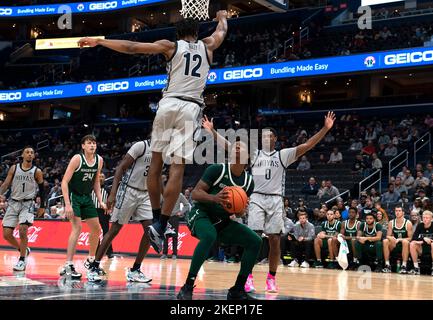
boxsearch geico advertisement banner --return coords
[0,0,167,18]
[0,220,199,257]
[1,46,433,104]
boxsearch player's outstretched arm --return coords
[78,37,175,57]
[295,111,336,159]
[0,165,15,196]
[202,115,231,151]
[202,10,228,51]
[61,155,80,220]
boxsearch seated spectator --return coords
[318,154,327,164]
[371,153,382,170]
[47,202,65,219]
[316,180,326,198]
[294,198,313,220]
[376,210,389,229]
[349,139,363,151]
[414,171,430,190]
[336,199,347,219]
[402,170,415,190]
[360,197,376,220]
[394,177,408,195]
[424,163,433,179]
[301,177,319,196]
[381,183,400,204]
[409,210,420,230]
[328,147,343,164]
[362,140,376,156]
[411,198,423,215]
[378,133,391,146]
[284,198,295,220]
[352,154,368,174]
[297,156,311,171]
[324,133,335,144]
[355,212,384,271]
[370,188,381,203]
[365,128,377,142]
[318,180,340,200]
[287,212,315,268]
[384,142,398,157]
[313,210,341,269]
[377,143,386,158]
[397,166,408,180]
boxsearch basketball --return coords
[223,186,248,215]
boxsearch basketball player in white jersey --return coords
[79,10,228,253]
[0,147,45,271]
[87,140,153,283]
[203,112,336,292]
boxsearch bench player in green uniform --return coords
[313,210,341,269]
[60,135,106,279]
[382,205,413,274]
[340,207,361,268]
[177,141,262,300]
[355,212,383,271]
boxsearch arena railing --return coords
[325,189,350,205]
[413,131,431,168]
[358,169,382,196]
[1,139,49,162]
[388,150,408,181]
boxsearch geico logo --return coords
[0,92,22,101]
[89,1,118,10]
[223,68,263,80]
[384,51,433,65]
[0,8,13,15]
[97,81,129,92]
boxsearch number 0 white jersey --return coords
[162,40,210,104]
[251,148,297,196]
[121,140,152,191]
[10,164,38,200]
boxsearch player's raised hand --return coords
[78,37,99,48]
[202,115,214,133]
[324,111,336,130]
[214,10,228,21]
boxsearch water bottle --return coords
[396,260,401,273]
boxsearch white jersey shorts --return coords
[247,193,284,234]
[150,97,203,163]
[2,199,35,228]
[111,184,152,225]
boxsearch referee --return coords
[92,173,113,258]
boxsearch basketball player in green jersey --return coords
[355,212,383,271]
[340,207,361,268]
[382,205,413,274]
[60,135,106,279]
[313,210,341,269]
[177,141,262,300]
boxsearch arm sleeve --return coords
[280,148,297,168]
[127,141,145,160]
[201,164,224,188]
[246,177,255,197]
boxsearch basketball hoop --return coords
[180,0,210,21]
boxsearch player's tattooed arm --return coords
[107,154,135,212]
[202,115,231,151]
[0,165,15,196]
[93,157,107,212]
[295,111,336,159]
[203,10,228,51]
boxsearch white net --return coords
[180,0,210,20]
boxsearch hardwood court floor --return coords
[0,249,432,300]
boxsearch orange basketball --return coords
[223,186,248,215]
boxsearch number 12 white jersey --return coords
[250,148,297,196]
[162,40,210,104]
